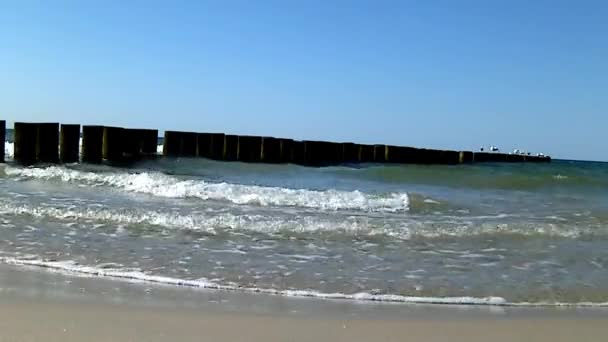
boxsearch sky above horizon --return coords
[1,1,606,161]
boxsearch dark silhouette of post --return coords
[459,151,474,163]
[197,132,228,160]
[438,150,460,165]
[341,143,358,163]
[209,133,225,160]
[223,135,238,161]
[82,125,104,164]
[163,131,196,157]
[163,131,181,157]
[238,135,262,162]
[60,124,81,163]
[384,145,399,163]
[103,126,125,162]
[14,122,38,165]
[260,137,280,163]
[6,121,553,165]
[0,120,5,163]
[36,123,59,163]
[278,138,293,163]
[138,129,159,155]
[373,145,387,163]
[181,132,197,157]
[196,133,213,159]
[302,140,342,166]
[289,140,306,164]
[123,129,142,158]
[358,144,374,163]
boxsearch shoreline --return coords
[1,264,607,341]
[3,257,608,309]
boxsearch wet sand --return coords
[1,264,607,341]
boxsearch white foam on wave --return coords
[5,166,410,212]
[5,142,13,159]
[0,201,393,236]
[0,199,598,239]
[0,256,509,306]
[4,256,608,307]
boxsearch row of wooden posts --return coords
[0,120,551,165]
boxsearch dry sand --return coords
[1,299,608,342]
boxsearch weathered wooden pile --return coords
[0,121,551,165]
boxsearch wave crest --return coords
[4,166,410,212]
[0,200,601,239]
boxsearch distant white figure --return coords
[490,146,499,152]
[513,149,520,154]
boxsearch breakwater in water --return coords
[0,120,550,165]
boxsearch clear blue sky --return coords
[1,1,606,161]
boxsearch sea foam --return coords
[5,166,410,212]
[0,256,510,306]
[0,200,391,236]
[4,256,608,307]
[0,199,595,239]
[4,142,13,159]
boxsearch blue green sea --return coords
[2,135,608,306]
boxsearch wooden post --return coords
[0,120,5,163]
[196,133,213,159]
[123,129,142,159]
[260,137,280,163]
[82,126,103,164]
[35,123,59,163]
[82,125,104,163]
[279,138,293,163]
[341,143,358,163]
[181,132,197,157]
[290,140,306,165]
[302,140,342,166]
[60,124,81,163]
[459,151,474,164]
[13,122,37,165]
[103,126,125,162]
[223,135,238,161]
[373,145,386,163]
[209,133,225,160]
[163,131,181,157]
[140,129,159,155]
[358,144,374,163]
[163,131,196,157]
[238,135,262,163]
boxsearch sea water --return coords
[2,140,608,306]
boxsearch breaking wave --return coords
[4,166,410,212]
[0,200,602,239]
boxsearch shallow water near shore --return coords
[2,142,608,306]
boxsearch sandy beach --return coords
[0,264,607,342]
[3,300,608,342]
[3,0,607,340]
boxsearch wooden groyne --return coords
[0,120,5,163]
[1,121,551,165]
